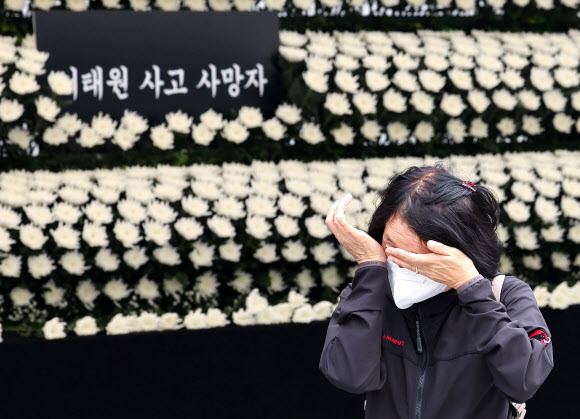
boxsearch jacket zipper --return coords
[414,307,429,419]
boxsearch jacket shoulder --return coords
[499,274,534,304]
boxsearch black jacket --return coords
[319,264,554,419]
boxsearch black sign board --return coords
[33,11,281,123]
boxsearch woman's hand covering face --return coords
[325,193,387,264]
[385,241,481,290]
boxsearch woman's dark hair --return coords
[367,163,505,279]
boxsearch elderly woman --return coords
[319,165,553,419]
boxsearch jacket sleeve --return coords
[457,275,554,403]
[318,264,389,394]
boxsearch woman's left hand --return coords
[385,240,480,289]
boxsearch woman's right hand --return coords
[325,193,387,264]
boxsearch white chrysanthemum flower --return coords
[522,254,542,271]
[253,243,279,263]
[91,112,117,138]
[162,277,184,299]
[113,220,142,247]
[553,113,574,134]
[360,120,382,142]
[302,69,328,93]
[50,222,80,249]
[0,98,24,122]
[42,317,66,340]
[94,248,120,272]
[440,93,466,117]
[134,276,160,301]
[424,54,450,72]
[534,196,561,224]
[511,181,536,202]
[159,312,183,330]
[191,123,215,146]
[513,225,539,250]
[42,126,69,146]
[541,224,565,242]
[392,70,418,92]
[281,240,307,262]
[261,117,286,141]
[469,118,488,138]
[532,285,550,307]
[409,91,435,115]
[150,123,174,150]
[294,269,316,295]
[245,195,277,217]
[35,96,60,122]
[83,200,114,224]
[320,265,343,293]
[382,88,407,113]
[165,110,193,134]
[74,316,99,336]
[387,121,410,142]
[364,70,390,92]
[292,304,316,323]
[9,70,40,94]
[446,119,466,143]
[173,217,203,241]
[417,69,446,93]
[503,199,530,222]
[152,245,180,265]
[183,308,207,329]
[496,118,516,137]
[548,281,570,309]
[105,313,130,335]
[227,270,253,294]
[331,123,355,146]
[221,120,250,144]
[551,251,570,271]
[143,220,171,246]
[19,224,47,250]
[324,92,352,115]
[522,115,543,136]
[55,113,82,136]
[232,307,256,326]
[530,67,554,91]
[76,124,105,148]
[474,68,500,90]
[1,254,21,278]
[311,242,338,265]
[193,271,219,301]
[103,278,131,302]
[189,241,215,269]
[561,196,580,219]
[7,126,32,149]
[122,247,148,270]
[543,90,567,112]
[517,89,541,111]
[217,239,242,262]
[275,103,301,125]
[76,279,100,310]
[299,122,325,145]
[237,106,263,128]
[567,223,580,243]
[59,250,87,275]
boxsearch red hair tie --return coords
[462,180,477,192]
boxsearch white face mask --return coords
[385,259,448,309]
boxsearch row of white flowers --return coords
[5,30,580,155]
[2,279,579,342]
[0,149,579,331]
[3,0,579,13]
[280,29,580,141]
[2,278,580,342]
[0,288,337,341]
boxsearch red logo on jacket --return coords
[383,334,405,346]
